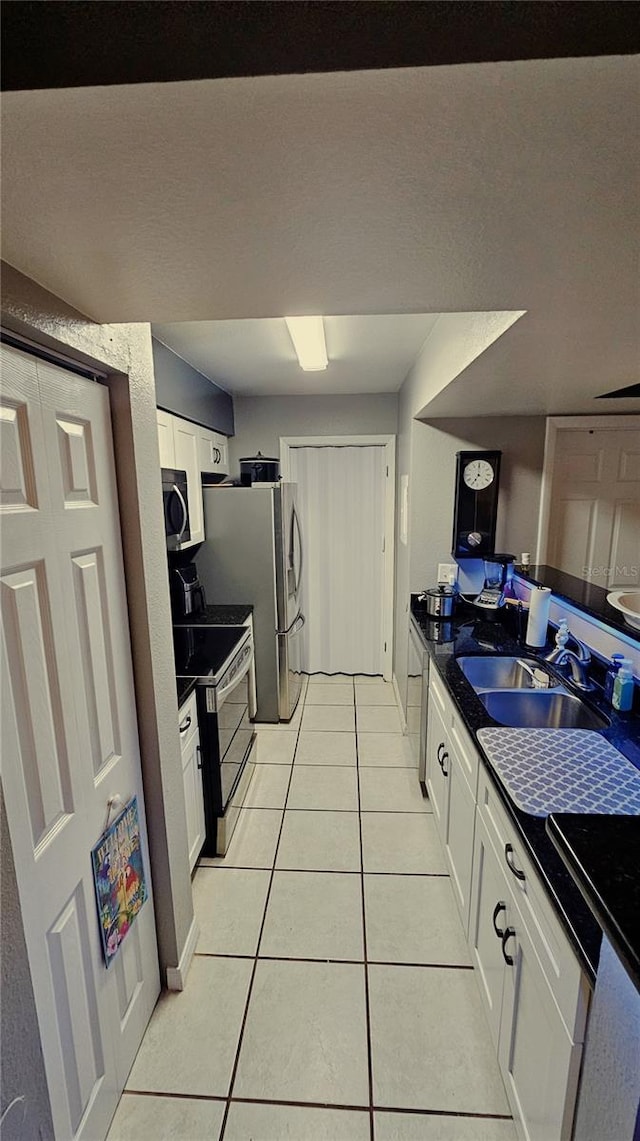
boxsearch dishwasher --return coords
[407,615,430,791]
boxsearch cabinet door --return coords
[468,813,511,1050]
[425,698,449,840]
[445,753,476,934]
[500,910,583,1141]
[181,728,206,871]
[157,408,176,467]
[213,432,229,474]
[173,417,204,545]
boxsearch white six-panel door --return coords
[0,344,159,1140]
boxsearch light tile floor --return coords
[111,676,517,1141]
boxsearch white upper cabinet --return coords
[157,408,176,468]
[198,426,229,477]
[157,410,209,547]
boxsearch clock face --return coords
[463,459,494,491]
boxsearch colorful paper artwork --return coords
[91,797,148,967]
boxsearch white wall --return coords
[229,392,399,475]
[393,399,546,705]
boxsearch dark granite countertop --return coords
[173,603,253,626]
[177,676,197,708]
[518,564,640,641]
[174,606,252,704]
[546,814,640,992]
[411,596,640,985]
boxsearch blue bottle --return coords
[604,653,625,703]
[612,659,634,713]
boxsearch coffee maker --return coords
[170,562,207,620]
[472,553,516,611]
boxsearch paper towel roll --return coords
[526,586,551,647]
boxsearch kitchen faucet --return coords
[544,621,594,691]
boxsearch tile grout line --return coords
[122,1087,514,1120]
[217,681,306,1141]
[193,950,474,970]
[354,692,376,1141]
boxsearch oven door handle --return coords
[216,648,254,708]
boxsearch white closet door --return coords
[289,445,386,675]
[1,345,159,1141]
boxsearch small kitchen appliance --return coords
[162,467,191,551]
[472,553,516,611]
[418,584,457,619]
[239,452,281,485]
[170,562,206,620]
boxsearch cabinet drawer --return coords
[477,769,589,1041]
[178,690,198,744]
[429,667,448,720]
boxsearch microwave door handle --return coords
[216,650,253,708]
[172,484,188,541]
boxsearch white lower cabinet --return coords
[426,670,477,932]
[470,814,585,1141]
[427,666,590,1141]
[178,691,206,871]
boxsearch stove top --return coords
[173,624,248,681]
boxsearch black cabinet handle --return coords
[440,750,449,777]
[179,715,192,734]
[437,741,445,762]
[505,843,526,881]
[196,744,202,769]
[501,927,516,966]
[492,901,506,938]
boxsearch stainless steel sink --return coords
[457,655,553,690]
[479,690,609,731]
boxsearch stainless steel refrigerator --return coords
[197,483,305,721]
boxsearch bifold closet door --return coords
[289,444,386,675]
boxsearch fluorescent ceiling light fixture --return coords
[284,316,328,371]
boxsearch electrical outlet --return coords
[437,562,458,584]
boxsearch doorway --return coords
[1,344,160,1140]
[281,436,395,678]
[536,416,640,589]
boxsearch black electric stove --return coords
[173,625,249,682]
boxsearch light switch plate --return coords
[437,562,458,584]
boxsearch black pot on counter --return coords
[239,452,281,485]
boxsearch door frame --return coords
[280,434,396,680]
[535,414,640,565]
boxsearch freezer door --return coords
[277,611,305,721]
[274,483,303,634]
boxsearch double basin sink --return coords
[456,655,609,731]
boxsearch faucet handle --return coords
[554,619,570,650]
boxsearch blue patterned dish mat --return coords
[476,728,640,817]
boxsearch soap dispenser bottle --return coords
[612,659,634,712]
[603,653,625,704]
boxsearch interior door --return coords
[545,424,640,588]
[1,344,159,1140]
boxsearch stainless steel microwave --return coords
[162,468,191,550]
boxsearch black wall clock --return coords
[452,450,502,558]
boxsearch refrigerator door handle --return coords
[291,504,303,597]
[276,611,305,638]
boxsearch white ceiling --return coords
[2,56,638,415]
[152,314,440,396]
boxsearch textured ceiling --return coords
[2,56,638,415]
